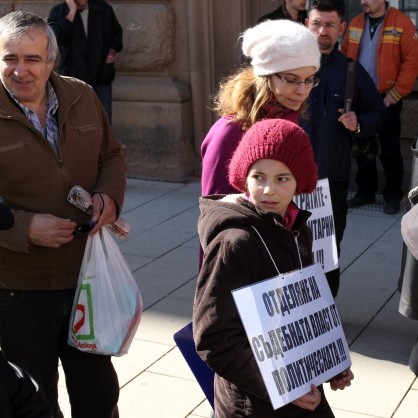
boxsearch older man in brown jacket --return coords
[0,11,126,418]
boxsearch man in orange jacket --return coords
[342,0,418,214]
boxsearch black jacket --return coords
[0,350,50,417]
[399,139,418,320]
[301,44,386,182]
[257,4,307,24]
[48,0,123,85]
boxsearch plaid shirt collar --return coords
[7,80,59,121]
[6,81,60,154]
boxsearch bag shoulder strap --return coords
[251,226,280,275]
[344,58,356,113]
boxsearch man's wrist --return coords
[352,122,360,134]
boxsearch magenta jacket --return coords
[201,114,299,196]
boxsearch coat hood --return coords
[198,194,311,251]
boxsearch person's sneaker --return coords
[347,195,375,208]
[383,200,400,215]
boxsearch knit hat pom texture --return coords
[228,119,318,195]
[242,19,321,76]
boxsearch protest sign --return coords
[293,178,338,273]
[232,263,351,410]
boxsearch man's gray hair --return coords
[0,11,58,63]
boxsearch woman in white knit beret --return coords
[200,19,321,198]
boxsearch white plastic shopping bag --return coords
[68,227,142,356]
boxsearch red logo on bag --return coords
[72,283,95,340]
[74,304,85,333]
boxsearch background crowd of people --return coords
[0,0,417,417]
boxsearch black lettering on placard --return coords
[307,215,335,240]
[272,369,286,395]
[268,329,284,358]
[261,278,319,319]
[252,337,264,362]
[309,306,334,338]
[259,335,273,359]
[312,249,324,270]
[252,315,321,361]
[295,186,326,210]
[263,292,275,317]
[308,276,321,300]
[330,304,341,327]
[270,341,343,396]
[336,337,347,362]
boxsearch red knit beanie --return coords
[228,119,318,195]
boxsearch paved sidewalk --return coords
[58,178,418,417]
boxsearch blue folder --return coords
[173,321,215,408]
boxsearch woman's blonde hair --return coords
[212,65,307,131]
[212,66,272,131]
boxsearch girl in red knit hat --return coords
[193,119,353,418]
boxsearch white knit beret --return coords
[242,19,321,76]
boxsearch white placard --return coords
[232,263,351,410]
[293,179,338,273]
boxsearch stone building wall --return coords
[0,0,416,181]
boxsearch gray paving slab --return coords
[148,346,195,380]
[187,401,212,418]
[118,372,205,418]
[120,208,199,258]
[170,277,198,302]
[137,296,193,346]
[350,294,417,364]
[113,339,172,387]
[122,178,189,211]
[394,388,418,418]
[132,246,198,309]
[339,213,402,271]
[182,235,201,250]
[325,352,415,417]
[121,186,199,240]
[123,253,154,272]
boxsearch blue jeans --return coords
[0,289,119,418]
[93,84,112,124]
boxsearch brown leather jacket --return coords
[0,72,126,290]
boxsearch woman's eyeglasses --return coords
[274,74,320,88]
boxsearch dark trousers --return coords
[325,179,349,298]
[410,333,418,376]
[354,100,403,202]
[0,289,119,418]
[93,84,112,124]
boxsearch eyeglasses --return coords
[274,74,320,88]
